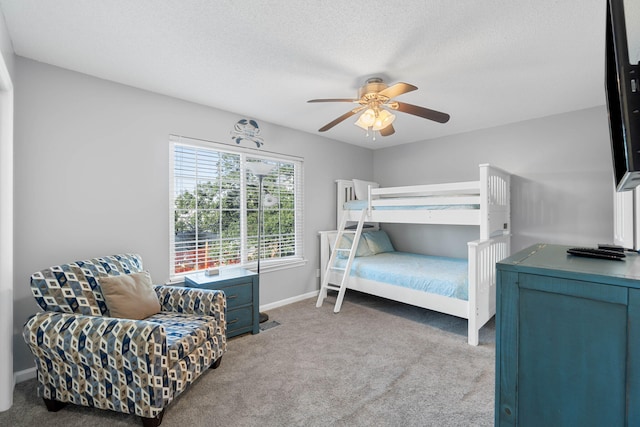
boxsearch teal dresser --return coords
[495,243,640,426]
[185,268,259,338]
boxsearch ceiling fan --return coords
[307,77,450,137]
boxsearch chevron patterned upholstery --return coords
[23,254,227,427]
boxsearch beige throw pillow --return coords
[99,271,161,319]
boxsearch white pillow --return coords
[352,179,379,200]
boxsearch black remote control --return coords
[567,247,626,260]
[597,243,625,252]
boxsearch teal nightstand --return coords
[184,268,259,338]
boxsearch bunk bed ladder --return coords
[316,209,368,313]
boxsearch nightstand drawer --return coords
[222,282,252,309]
[184,268,259,338]
[226,306,253,334]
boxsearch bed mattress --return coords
[334,251,469,301]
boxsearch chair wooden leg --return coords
[210,356,222,369]
[141,409,165,427]
[42,398,67,412]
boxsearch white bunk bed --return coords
[318,164,511,345]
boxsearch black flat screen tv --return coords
[606,0,640,192]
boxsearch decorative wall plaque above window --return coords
[231,119,264,148]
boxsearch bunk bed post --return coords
[467,234,511,345]
[479,164,489,240]
[318,231,331,301]
[336,179,355,229]
[480,163,511,240]
[468,241,480,346]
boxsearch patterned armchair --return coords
[22,254,226,427]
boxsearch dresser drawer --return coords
[226,306,254,335]
[221,282,253,309]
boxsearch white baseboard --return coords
[260,290,318,312]
[14,367,36,384]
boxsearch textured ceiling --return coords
[0,0,617,149]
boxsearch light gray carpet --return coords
[0,291,495,427]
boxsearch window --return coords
[170,136,304,276]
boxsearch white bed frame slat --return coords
[324,163,511,345]
[345,209,481,226]
[373,180,481,197]
[372,195,481,206]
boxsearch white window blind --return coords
[169,136,304,276]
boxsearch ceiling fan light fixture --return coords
[354,108,377,129]
[372,109,396,131]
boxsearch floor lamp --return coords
[247,161,275,324]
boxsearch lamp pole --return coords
[255,170,270,323]
[256,173,265,277]
[247,161,274,324]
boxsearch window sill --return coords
[250,257,308,273]
[168,258,307,284]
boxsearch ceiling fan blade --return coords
[394,101,450,123]
[379,123,395,137]
[318,106,365,132]
[307,98,358,103]
[378,82,418,99]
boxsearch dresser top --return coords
[498,243,640,286]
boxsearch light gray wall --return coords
[0,6,13,411]
[373,106,613,257]
[0,8,13,77]
[12,57,373,371]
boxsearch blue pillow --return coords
[363,230,395,254]
[332,233,374,259]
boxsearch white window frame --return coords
[169,135,305,279]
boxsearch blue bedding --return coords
[334,251,469,300]
[344,200,479,210]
